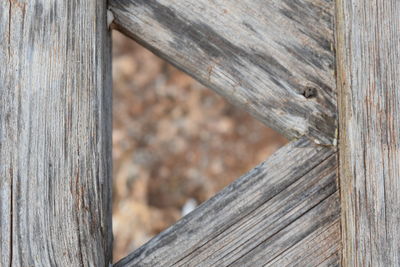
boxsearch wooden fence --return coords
[1,0,398,266]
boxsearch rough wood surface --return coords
[109,0,337,145]
[115,138,340,267]
[266,220,341,267]
[0,1,112,266]
[336,0,400,265]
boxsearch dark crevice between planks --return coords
[9,166,13,267]
[7,2,13,266]
[7,0,12,60]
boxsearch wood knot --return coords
[303,87,317,98]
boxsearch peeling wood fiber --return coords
[336,0,400,265]
[109,0,337,145]
[0,0,112,266]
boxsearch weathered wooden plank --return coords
[266,220,341,266]
[175,155,338,266]
[115,138,340,267]
[231,193,340,267]
[336,0,400,265]
[0,1,112,266]
[109,0,337,145]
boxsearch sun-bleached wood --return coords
[266,220,341,266]
[115,138,340,267]
[109,0,337,145]
[336,0,400,265]
[0,1,112,266]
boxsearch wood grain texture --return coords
[336,0,400,265]
[266,220,341,267]
[0,1,112,266]
[115,138,340,267]
[109,0,337,145]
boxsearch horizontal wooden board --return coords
[115,138,340,266]
[109,0,337,145]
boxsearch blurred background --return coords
[111,31,288,262]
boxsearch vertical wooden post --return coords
[0,1,112,266]
[337,0,400,265]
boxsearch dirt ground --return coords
[111,31,288,262]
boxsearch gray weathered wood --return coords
[336,0,400,265]
[0,1,112,266]
[115,138,340,267]
[231,193,340,267]
[266,220,341,266]
[109,0,337,145]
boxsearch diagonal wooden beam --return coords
[114,138,340,266]
[109,0,337,145]
[265,219,341,266]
